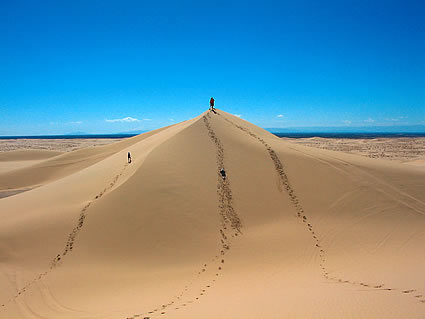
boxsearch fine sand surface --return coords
[0,110,424,319]
[0,139,123,177]
[0,150,63,176]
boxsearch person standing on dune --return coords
[210,97,215,111]
[127,152,132,164]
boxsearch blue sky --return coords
[1,0,424,135]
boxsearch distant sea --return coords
[0,134,136,139]
[1,132,425,139]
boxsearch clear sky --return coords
[1,0,424,135]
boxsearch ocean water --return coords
[1,132,425,140]
[0,134,136,139]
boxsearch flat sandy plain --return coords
[0,138,122,153]
[286,137,425,166]
[0,111,424,319]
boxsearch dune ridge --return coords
[0,117,198,309]
[0,110,424,318]
[0,124,177,191]
[220,112,424,304]
[123,112,244,318]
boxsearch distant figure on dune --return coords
[220,168,226,180]
[210,97,215,111]
[127,152,132,164]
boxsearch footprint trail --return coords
[219,113,425,307]
[124,112,242,318]
[1,162,129,309]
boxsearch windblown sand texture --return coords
[0,110,424,319]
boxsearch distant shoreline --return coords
[0,134,136,140]
[1,132,425,139]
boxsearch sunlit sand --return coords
[1,110,424,318]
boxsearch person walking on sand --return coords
[210,97,215,111]
[220,168,226,180]
[127,152,132,164]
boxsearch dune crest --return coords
[1,110,424,319]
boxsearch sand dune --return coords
[0,110,424,319]
[0,125,176,191]
[0,150,63,162]
[0,150,63,176]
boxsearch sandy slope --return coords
[0,150,63,162]
[0,125,176,191]
[0,110,424,319]
[0,150,63,175]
